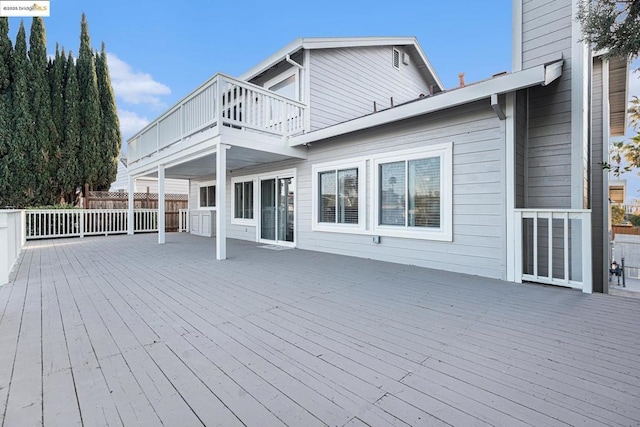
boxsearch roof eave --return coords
[289,59,564,147]
[238,36,444,89]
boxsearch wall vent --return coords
[402,52,410,65]
[392,48,400,69]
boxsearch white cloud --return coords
[118,109,150,141]
[107,53,171,107]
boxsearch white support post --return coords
[582,214,593,294]
[216,143,228,260]
[505,92,516,282]
[158,164,166,244]
[127,176,135,235]
[514,210,523,283]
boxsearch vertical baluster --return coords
[533,213,538,278]
[548,214,553,280]
[564,212,569,283]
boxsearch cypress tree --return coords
[95,42,121,190]
[29,17,57,205]
[76,13,101,191]
[0,18,12,206]
[49,45,66,201]
[9,22,36,207]
[60,50,81,202]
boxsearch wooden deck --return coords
[1,233,639,427]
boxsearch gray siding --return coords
[309,46,432,131]
[217,101,507,280]
[591,58,605,293]
[521,0,572,70]
[526,78,573,208]
[519,0,575,209]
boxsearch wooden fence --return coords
[87,191,188,232]
[612,225,640,239]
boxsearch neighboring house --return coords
[111,156,189,194]
[609,180,626,205]
[125,0,628,294]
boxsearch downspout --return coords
[285,54,304,70]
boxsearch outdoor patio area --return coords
[1,233,639,426]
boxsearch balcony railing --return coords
[514,209,592,293]
[128,73,307,164]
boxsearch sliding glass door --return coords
[260,176,294,244]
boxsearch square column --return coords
[216,144,228,260]
[158,164,165,244]
[127,176,135,235]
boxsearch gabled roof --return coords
[290,59,564,147]
[238,36,444,92]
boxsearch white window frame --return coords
[231,175,257,226]
[312,159,366,234]
[197,180,217,211]
[372,143,453,241]
[264,68,300,102]
[256,168,298,247]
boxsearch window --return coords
[319,168,359,224]
[379,158,440,227]
[373,143,452,241]
[234,180,254,220]
[312,160,365,233]
[198,183,216,209]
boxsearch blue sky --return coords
[5,0,640,200]
[6,0,514,140]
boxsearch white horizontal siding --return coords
[135,178,189,195]
[309,46,431,131]
[109,161,129,191]
[222,101,507,280]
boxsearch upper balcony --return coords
[127,73,307,167]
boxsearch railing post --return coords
[514,211,523,283]
[79,210,85,238]
[0,212,9,285]
[216,76,223,128]
[582,212,593,294]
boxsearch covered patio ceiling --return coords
[141,145,299,180]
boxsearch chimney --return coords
[458,72,466,87]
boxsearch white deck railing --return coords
[128,73,307,164]
[514,209,592,293]
[25,209,159,240]
[1,210,26,285]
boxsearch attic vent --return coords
[392,48,400,69]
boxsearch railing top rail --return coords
[514,208,591,214]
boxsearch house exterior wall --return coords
[308,46,432,131]
[591,57,606,293]
[188,101,508,280]
[135,178,189,195]
[520,0,574,209]
[109,160,129,191]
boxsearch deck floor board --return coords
[0,233,639,426]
